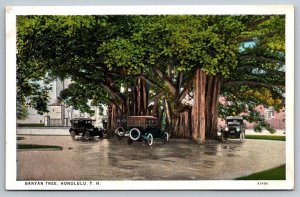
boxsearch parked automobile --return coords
[69,118,104,140]
[115,115,169,145]
[217,116,246,143]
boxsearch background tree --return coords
[220,15,285,133]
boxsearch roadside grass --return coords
[236,164,286,180]
[246,135,285,141]
[17,144,63,150]
[17,137,25,140]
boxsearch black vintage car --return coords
[115,115,169,145]
[218,116,246,143]
[69,118,104,140]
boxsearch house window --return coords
[265,109,274,119]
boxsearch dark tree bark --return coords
[132,84,138,115]
[205,74,222,138]
[174,110,192,138]
[192,67,207,143]
[107,103,119,137]
[136,78,149,116]
[143,79,148,115]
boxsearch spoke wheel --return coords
[99,131,104,139]
[115,127,125,137]
[162,132,169,143]
[83,131,90,140]
[115,127,125,140]
[221,132,226,142]
[70,131,76,140]
[240,131,245,143]
[146,133,153,146]
[129,128,141,141]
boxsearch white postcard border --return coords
[6,5,294,190]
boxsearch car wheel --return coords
[99,131,104,139]
[127,138,133,145]
[70,131,76,140]
[162,132,169,143]
[146,133,153,146]
[102,129,108,136]
[221,132,226,142]
[129,128,141,141]
[83,131,91,140]
[115,127,125,137]
[240,131,245,143]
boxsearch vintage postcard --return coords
[6,5,294,190]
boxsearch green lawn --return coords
[236,164,286,180]
[17,144,63,150]
[17,137,25,140]
[246,135,286,141]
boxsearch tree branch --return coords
[239,55,285,65]
[154,67,177,95]
[71,72,127,104]
[178,78,193,103]
[222,81,285,89]
[239,32,275,43]
[246,16,272,30]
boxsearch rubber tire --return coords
[115,127,125,137]
[103,129,108,136]
[162,132,169,143]
[129,128,141,141]
[146,133,153,146]
[83,131,90,140]
[99,131,104,139]
[240,131,245,143]
[70,131,76,140]
[221,132,226,142]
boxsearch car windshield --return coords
[227,119,241,126]
[71,119,95,126]
[85,120,94,126]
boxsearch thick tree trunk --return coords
[164,98,172,128]
[143,79,148,115]
[107,103,119,137]
[210,74,221,138]
[136,78,148,116]
[205,76,213,138]
[172,110,192,138]
[107,105,112,135]
[137,79,142,115]
[111,103,118,132]
[192,67,207,143]
[205,74,221,138]
[132,85,138,115]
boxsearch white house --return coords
[17,78,106,128]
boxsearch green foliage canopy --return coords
[16,15,285,133]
